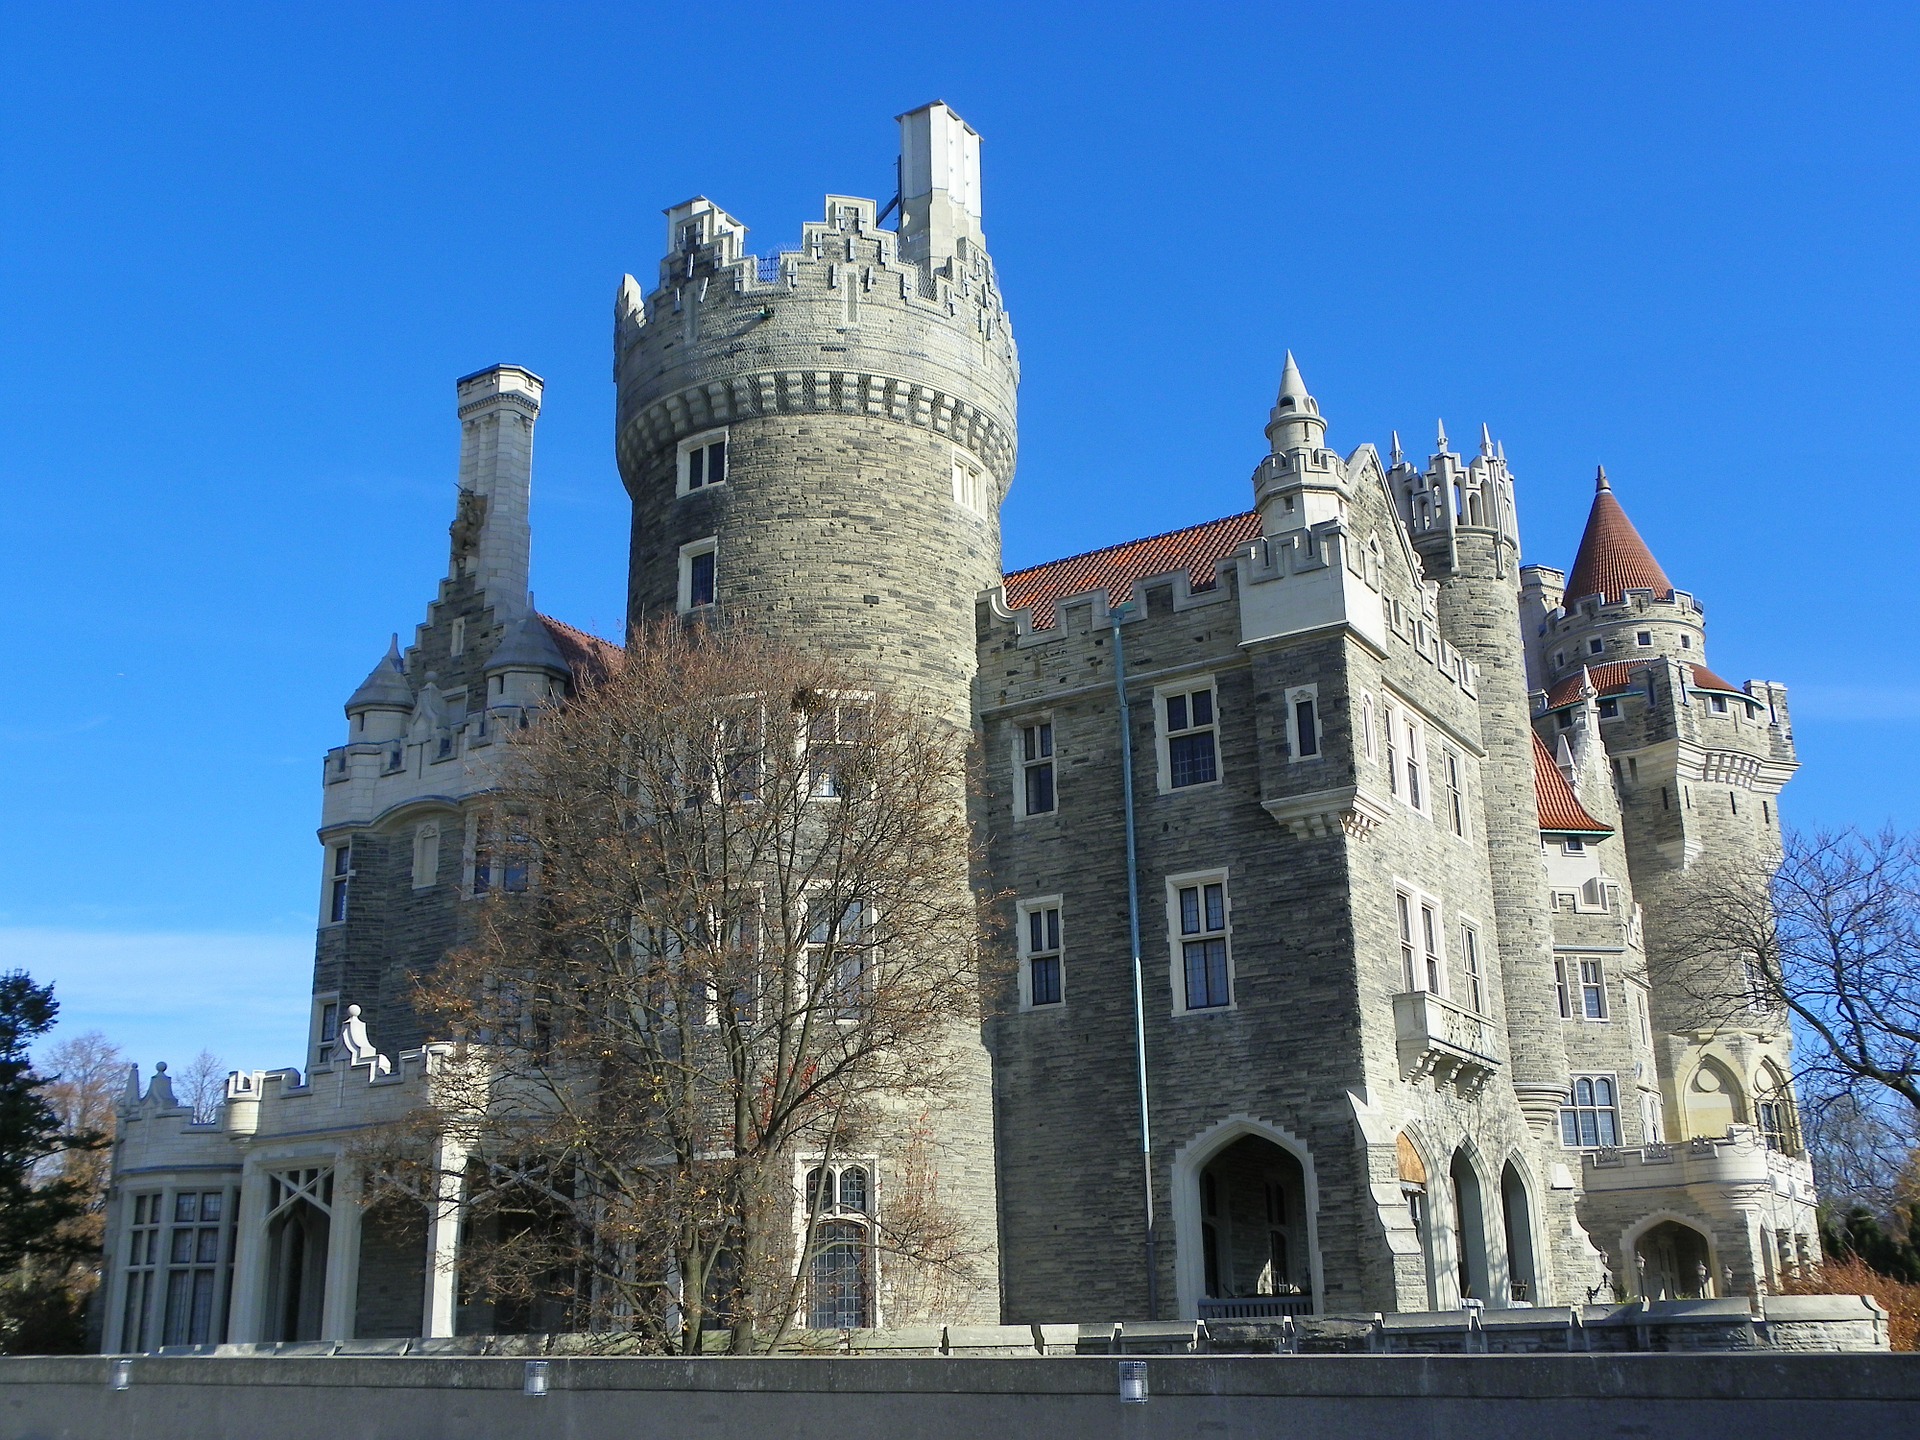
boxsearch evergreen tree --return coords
[0,972,101,1275]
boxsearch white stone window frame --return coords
[1153,673,1222,795]
[793,1153,881,1331]
[678,536,719,614]
[1442,748,1467,838]
[319,839,354,927]
[1392,882,1448,998]
[1016,895,1066,1011]
[1284,684,1321,763]
[1576,956,1609,1021]
[464,811,533,898]
[951,450,987,515]
[411,820,442,890]
[798,689,875,801]
[1012,713,1057,820]
[1166,867,1235,1017]
[1399,711,1430,817]
[801,887,877,1024]
[310,992,343,1071]
[1360,694,1377,762]
[1559,1073,1622,1149]
[1457,917,1485,1015]
[677,427,729,497]
[449,617,466,658]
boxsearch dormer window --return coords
[677,430,728,496]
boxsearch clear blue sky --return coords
[4,3,1916,1073]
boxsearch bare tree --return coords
[382,621,998,1354]
[175,1049,228,1125]
[1662,826,1920,1121]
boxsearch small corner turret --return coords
[896,100,983,267]
[452,364,544,618]
[1253,352,1346,534]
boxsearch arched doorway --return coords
[1633,1218,1715,1299]
[1174,1119,1320,1321]
[1398,1134,1441,1310]
[1500,1162,1537,1305]
[263,1167,333,1342]
[1449,1150,1491,1303]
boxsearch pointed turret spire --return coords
[345,635,413,714]
[1565,469,1675,605]
[1435,418,1450,453]
[1390,429,1403,466]
[1480,422,1494,459]
[1264,350,1326,453]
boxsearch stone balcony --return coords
[1580,1126,1816,1203]
[1392,990,1500,1097]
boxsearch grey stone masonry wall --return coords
[612,110,1018,1323]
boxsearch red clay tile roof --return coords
[1542,660,1744,711]
[1002,512,1263,630]
[1533,732,1613,835]
[1564,476,1675,606]
[540,615,623,688]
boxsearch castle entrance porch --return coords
[1633,1219,1716,1300]
[1179,1129,1317,1322]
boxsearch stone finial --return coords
[1595,463,1610,492]
[1390,430,1404,466]
[338,1004,392,1075]
[146,1061,176,1109]
[1479,422,1495,459]
[1435,419,1450,453]
[122,1062,142,1106]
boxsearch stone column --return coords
[319,1159,362,1341]
[224,1155,272,1343]
[421,1133,468,1338]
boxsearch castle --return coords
[101,103,1817,1350]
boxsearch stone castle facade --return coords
[101,103,1817,1351]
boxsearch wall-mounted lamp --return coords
[109,1359,133,1391]
[524,1360,550,1397]
[1118,1359,1148,1404]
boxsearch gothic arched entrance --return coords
[1633,1218,1715,1299]
[1173,1118,1321,1321]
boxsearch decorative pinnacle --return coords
[1596,464,1610,492]
[1390,430,1403,466]
[1435,419,1449,452]
[1278,350,1309,403]
[1480,423,1494,458]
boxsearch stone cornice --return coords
[616,369,1016,486]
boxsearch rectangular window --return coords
[1384,706,1400,798]
[1580,958,1607,1019]
[1555,958,1571,1018]
[1588,638,1604,655]
[1287,687,1319,760]
[1420,899,1443,994]
[807,898,872,1021]
[1020,900,1063,1008]
[678,431,728,494]
[1711,695,1728,714]
[1397,891,1417,991]
[805,695,870,799]
[951,455,985,513]
[1161,684,1219,790]
[1403,717,1425,812]
[1560,1075,1621,1148]
[1564,836,1585,854]
[680,541,717,611]
[161,1190,230,1346]
[1018,721,1055,816]
[1636,630,1652,647]
[1172,875,1231,1012]
[327,843,352,924]
[1460,923,1484,1013]
[314,999,340,1067]
[1598,698,1619,719]
[1444,752,1465,837]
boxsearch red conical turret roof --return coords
[1564,467,1674,605]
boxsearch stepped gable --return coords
[1003,511,1262,630]
[1541,659,1743,711]
[1564,470,1675,605]
[539,615,623,688]
[1532,732,1612,836]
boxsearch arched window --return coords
[1755,1065,1800,1155]
[801,1160,874,1329]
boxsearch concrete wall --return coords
[5,1353,1916,1440]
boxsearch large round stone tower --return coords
[611,102,1016,1324]
[613,101,1016,732]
